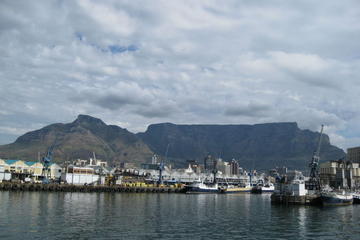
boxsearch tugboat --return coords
[321,191,353,206]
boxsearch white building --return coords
[62,165,104,185]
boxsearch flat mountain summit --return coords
[138,122,345,170]
[0,115,345,169]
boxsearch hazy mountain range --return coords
[0,115,345,170]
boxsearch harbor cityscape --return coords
[1,121,360,239]
[1,0,360,239]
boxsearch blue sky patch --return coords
[109,44,138,54]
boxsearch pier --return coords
[0,182,185,193]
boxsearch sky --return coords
[0,0,360,149]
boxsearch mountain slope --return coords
[137,122,345,170]
[0,115,153,166]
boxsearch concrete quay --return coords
[0,182,186,193]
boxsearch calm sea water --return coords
[0,191,359,239]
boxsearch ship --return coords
[353,193,360,204]
[219,183,252,193]
[320,191,353,206]
[251,179,275,193]
[184,180,219,193]
[271,125,326,205]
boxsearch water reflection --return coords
[1,192,360,239]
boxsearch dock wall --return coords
[0,182,185,193]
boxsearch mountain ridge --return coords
[137,121,344,169]
[0,115,346,169]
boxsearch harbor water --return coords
[0,191,360,239]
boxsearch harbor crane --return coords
[158,143,170,185]
[41,146,54,183]
[307,124,324,191]
[212,158,218,184]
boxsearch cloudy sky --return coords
[0,0,360,149]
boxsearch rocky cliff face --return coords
[0,116,345,170]
[137,122,345,170]
[0,115,153,166]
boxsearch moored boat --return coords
[252,180,275,193]
[321,191,353,206]
[261,183,275,193]
[185,180,219,193]
[353,193,360,204]
[220,184,252,193]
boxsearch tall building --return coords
[320,160,360,189]
[187,160,201,174]
[347,147,360,163]
[204,154,214,171]
[151,154,158,164]
[230,159,239,175]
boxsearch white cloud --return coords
[77,0,136,37]
[0,0,360,149]
[269,51,330,72]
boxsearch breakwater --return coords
[0,182,185,193]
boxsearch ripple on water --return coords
[0,192,360,239]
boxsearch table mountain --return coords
[137,122,345,170]
[0,115,345,170]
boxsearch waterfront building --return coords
[49,163,62,179]
[217,160,231,176]
[320,160,360,189]
[151,154,159,164]
[0,159,62,180]
[186,160,202,174]
[0,159,42,175]
[119,162,136,169]
[0,165,11,182]
[277,166,288,176]
[230,159,239,175]
[141,163,159,170]
[204,154,215,172]
[347,146,360,163]
[62,165,104,185]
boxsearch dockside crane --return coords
[41,146,54,183]
[212,158,218,184]
[307,124,324,191]
[158,143,170,185]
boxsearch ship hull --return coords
[261,189,275,193]
[185,186,219,193]
[184,182,219,193]
[251,186,274,194]
[353,194,360,204]
[321,193,353,206]
[220,187,251,193]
